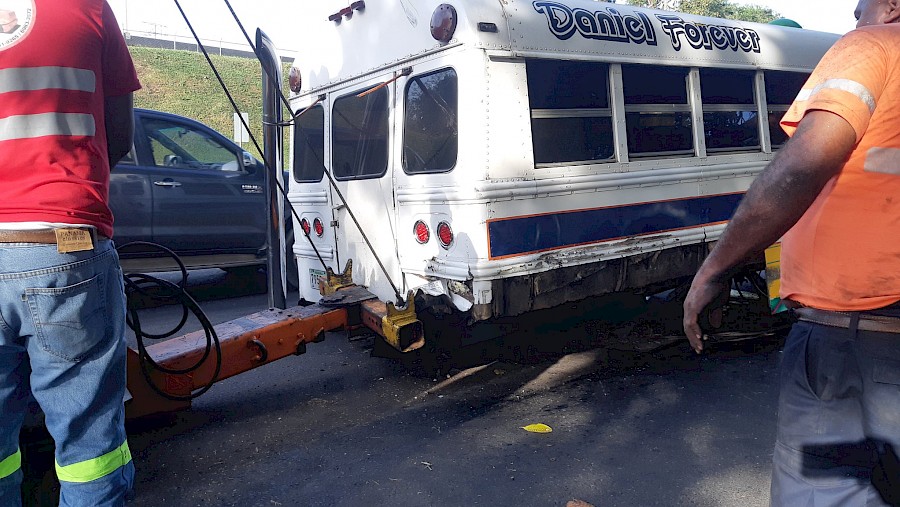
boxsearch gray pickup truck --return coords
[110,108,295,284]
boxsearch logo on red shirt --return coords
[0,0,35,51]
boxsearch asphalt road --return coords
[24,269,787,507]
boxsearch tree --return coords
[626,0,680,9]
[678,0,732,18]
[730,4,780,23]
[626,0,781,23]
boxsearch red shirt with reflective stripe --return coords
[0,0,140,238]
[780,25,900,311]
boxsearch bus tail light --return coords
[313,217,325,237]
[414,220,430,244]
[437,221,453,248]
[300,218,311,236]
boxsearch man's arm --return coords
[682,109,857,353]
[104,92,134,168]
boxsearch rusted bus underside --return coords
[475,243,709,320]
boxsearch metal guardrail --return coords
[123,29,296,63]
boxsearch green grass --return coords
[129,46,289,161]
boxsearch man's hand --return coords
[680,110,856,354]
[683,275,728,354]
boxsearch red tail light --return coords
[437,221,453,248]
[300,218,311,236]
[414,220,430,244]
[313,217,325,237]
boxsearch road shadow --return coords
[379,291,790,379]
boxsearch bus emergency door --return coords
[327,75,403,300]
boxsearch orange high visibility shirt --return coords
[780,25,900,311]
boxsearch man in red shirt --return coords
[0,1,140,505]
[683,0,900,504]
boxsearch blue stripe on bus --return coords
[487,193,744,258]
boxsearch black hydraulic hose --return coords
[219,0,405,305]
[172,0,329,274]
[117,242,222,401]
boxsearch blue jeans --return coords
[771,319,900,506]
[0,240,134,506]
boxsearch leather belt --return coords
[795,307,900,334]
[0,229,107,245]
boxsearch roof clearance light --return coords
[313,217,325,237]
[437,221,454,249]
[330,2,365,23]
[288,65,302,93]
[431,4,458,43]
[300,218,311,236]
[414,220,430,244]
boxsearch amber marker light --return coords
[288,65,302,93]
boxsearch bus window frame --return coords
[331,84,390,181]
[699,68,762,155]
[621,63,696,160]
[763,70,811,150]
[292,102,327,183]
[527,59,617,167]
[402,66,460,175]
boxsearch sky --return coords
[106,0,861,56]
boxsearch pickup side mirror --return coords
[242,151,256,169]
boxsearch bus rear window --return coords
[332,85,389,180]
[293,104,325,183]
[404,68,458,174]
[527,59,614,165]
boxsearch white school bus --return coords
[281,0,839,346]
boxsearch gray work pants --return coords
[771,318,900,506]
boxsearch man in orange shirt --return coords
[683,0,900,505]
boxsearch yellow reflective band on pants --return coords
[0,449,21,480]
[55,441,132,483]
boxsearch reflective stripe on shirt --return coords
[798,78,877,113]
[0,112,95,141]
[865,147,900,175]
[0,66,95,93]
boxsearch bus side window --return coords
[403,68,458,174]
[622,64,694,158]
[293,104,326,182]
[699,68,759,153]
[526,59,614,166]
[765,71,810,148]
[332,85,389,180]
